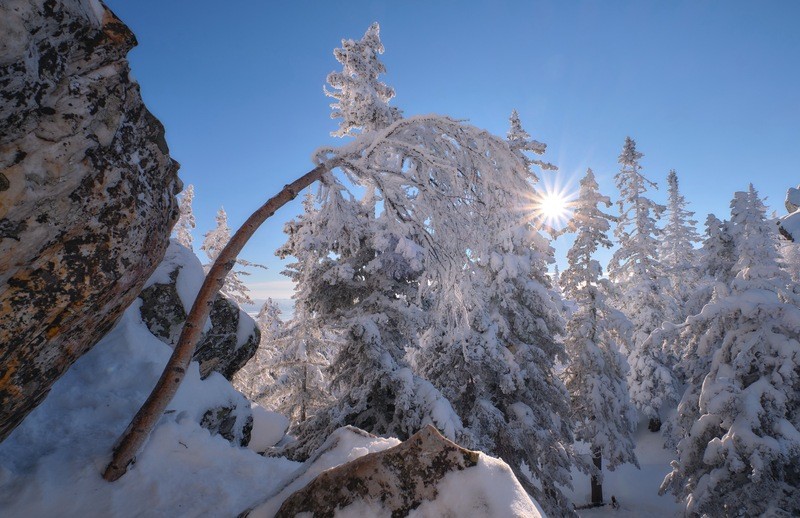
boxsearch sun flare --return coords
[530,176,578,231]
[539,193,569,220]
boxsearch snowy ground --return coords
[565,422,682,517]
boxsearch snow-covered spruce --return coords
[658,170,701,326]
[660,185,800,517]
[200,206,266,305]
[325,22,401,137]
[608,137,676,432]
[561,169,639,505]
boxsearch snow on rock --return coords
[249,425,543,518]
[0,303,297,517]
[138,240,260,380]
[248,404,290,453]
[0,0,181,442]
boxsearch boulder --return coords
[275,425,479,517]
[138,240,260,380]
[0,0,181,441]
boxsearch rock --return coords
[138,240,260,380]
[780,185,800,242]
[0,0,181,441]
[275,425,479,517]
[200,402,253,447]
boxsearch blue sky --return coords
[107,1,800,300]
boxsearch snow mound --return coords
[248,404,290,452]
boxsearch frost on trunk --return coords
[661,185,800,517]
[608,137,675,428]
[561,170,639,504]
[200,207,265,305]
[173,184,196,250]
[658,170,700,324]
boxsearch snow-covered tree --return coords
[173,184,196,249]
[201,207,265,305]
[233,298,284,404]
[608,137,675,432]
[325,22,401,137]
[279,184,463,456]
[659,170,701,323]
[551,264,562,295]
[255,298,283,341]
[661,185,800,516]
[408,113,576,515]
[507,109,557,179]
[277,26,578,516]
[561,169,639,505]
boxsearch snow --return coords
[565,421,682,517]
[0,303,299,517]
[407,453,546,518]
[248,404,289,453]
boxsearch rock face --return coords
[779,185,800,242]
[275,425,480,517]
[138,240,260,380]
[0,0,181,441]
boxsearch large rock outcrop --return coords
[138,240,260,380]
[779,185,800,242]
[0,0,181,441]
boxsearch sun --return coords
[539,192,569,220]
[530,176,577,231]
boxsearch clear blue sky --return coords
[107,0,800,300]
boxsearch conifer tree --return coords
[507,109,557,179]
[325,22,401,137]
[661,185,800,516]
[173,184,196,249]
[608,137,675,432]
[201,207,265,305]
[659,170,700,323]
[233,298,283,403]
[561,169,639,505]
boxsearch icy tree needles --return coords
[661,186,800,516]
[562,169,638,505]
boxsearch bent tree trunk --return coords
[103,162,332,481]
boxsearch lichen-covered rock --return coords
[275,425,480,517]
[138,240,260,380]
[0,0,181,441]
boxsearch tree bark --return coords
[590,446,603,505]
[103,162,332,481]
